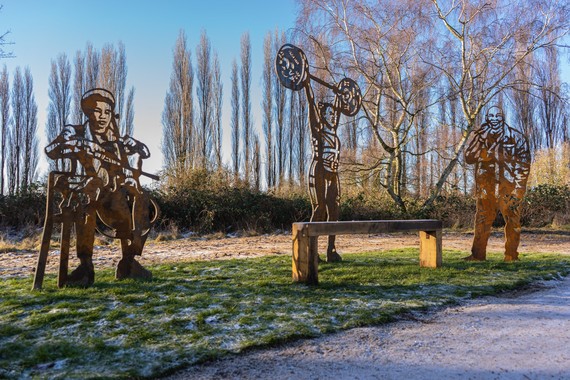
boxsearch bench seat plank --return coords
[293,219,442,237]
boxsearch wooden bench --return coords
[291,219,442,285]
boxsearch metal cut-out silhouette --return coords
[464,105,531,262]
[276,44,362,262]
[33,88,159,289]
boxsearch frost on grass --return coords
[2,252,569,379]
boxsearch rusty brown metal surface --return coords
[464,106,531,261]
[33,88,159,289]
[276,44,362,262]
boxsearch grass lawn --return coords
[1,248,569,379]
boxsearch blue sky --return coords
[1,0,298,180]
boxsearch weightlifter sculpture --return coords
[464,105,531,261]
[276,44,361,262]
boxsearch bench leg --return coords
[419,229,442,268]
[292,225,319,285]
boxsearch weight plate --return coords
[336,78,362,116]
[275,44,310,91]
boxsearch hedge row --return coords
[1,183,568,232]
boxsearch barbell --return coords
[275,44,362,116]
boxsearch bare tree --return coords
[98,44,116,95]
[212,52,223,170]
[5,127,16,194]
[253,135,261,191]
[296,90,308,188]
[300,0,438,211]
[0,65,8,194]
[21,67,38,188]
[297,0,570,211]
[0,6,13,59]
[288,90,296,187]
[231,59,240,182]
[84,42,100,91]
[536,47,566,149]
[8,67,23,194]
[124,86,135,136]
[162,30,194,173]
[72,43,99,125]
[509,55,540,152]
[273,30,287,188]
[262,32,274,189]
[196,30,213,169]
[240,32,252,186]
[46,53,72,171]
[7,67,38,192]
[72,50,85,124]
[115,43,128,134]
[97,42,129,134]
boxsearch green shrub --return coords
[422,194,477,228]
[154,169,312,233]
[521,184,570,227]
[0,184,46,228]
[3,175,570,234]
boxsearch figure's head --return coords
[81,88,116,135]
[485,106,504,129]
[319,102,337,129]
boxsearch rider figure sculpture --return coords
[46,88,154,286]
[464,105,531,261]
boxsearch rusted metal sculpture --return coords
[33,88,159,289]
[276,44,362,262]
[464,105,531,261]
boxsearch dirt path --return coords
[2,229,569,279]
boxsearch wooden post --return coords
[32,173,56,290]
[292,224,319,285]
[419,229,442,268]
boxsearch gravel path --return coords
[165,275,570,380]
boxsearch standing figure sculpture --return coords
[464,106,531,261]
[276,44,361,262]
[33,88,159,289]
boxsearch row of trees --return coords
[0,42,135,193]
[1,0,568,214]
[45,42,135,171]
[0,66,38,195]
[161,0,569,215]
[293,0,570,211]
[161,29,318,191]
[162,31,224,176]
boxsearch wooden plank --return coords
[293,219,442,237]
[419,230,442,268]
